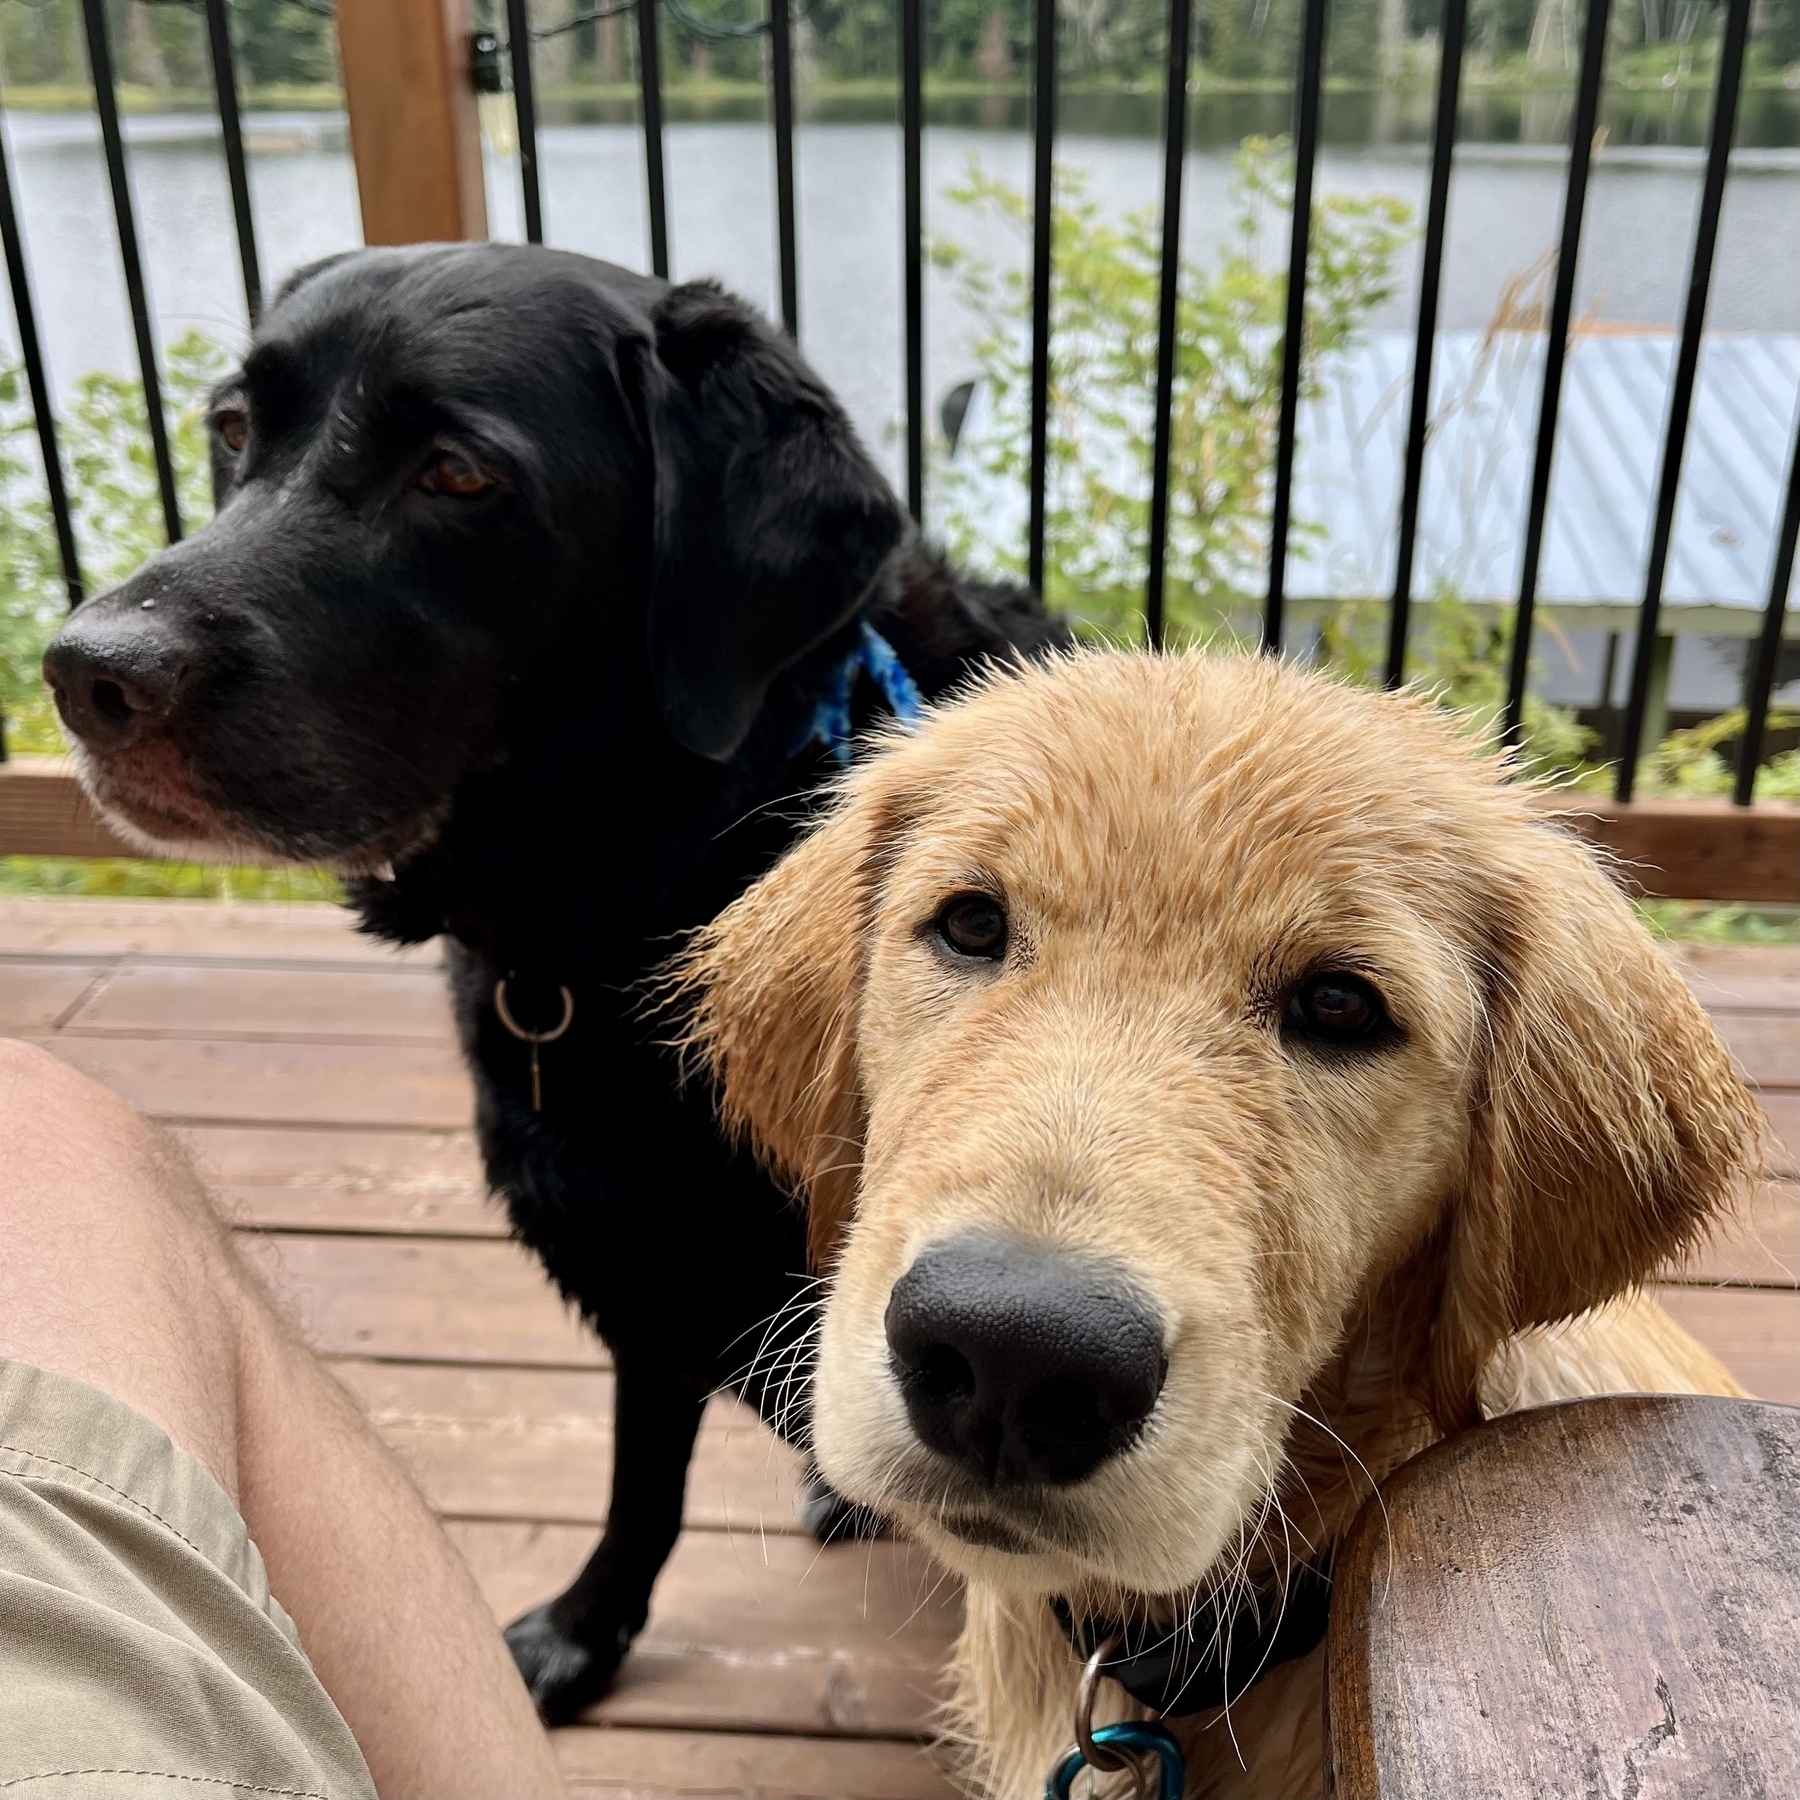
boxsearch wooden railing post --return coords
[335,0,488,246]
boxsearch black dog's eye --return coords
[1283,972,1393,1049]
[213,404,248,454]
[418,446,496,498]
[933,893,1007,961]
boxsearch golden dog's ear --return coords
[1429,825,1764,1430]
[674,776,904,1270]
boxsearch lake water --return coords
[4,103,1797,506]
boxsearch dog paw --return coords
[504,1603,630,1726]
[797,1470,889,1543]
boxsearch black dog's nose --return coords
[885,1232,1166,1488]
[43,619,185,748]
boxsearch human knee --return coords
[0,1038,220,1257]
[0,1037,246,1483]
[0,1036,141,1148]
[0,1034,94,1109]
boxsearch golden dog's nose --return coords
[884,1231,1166,1488]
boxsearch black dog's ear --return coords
[632,281,908,762]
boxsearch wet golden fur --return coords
[676,651,1766,1798]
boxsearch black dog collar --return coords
[1052,1555,1334,1718]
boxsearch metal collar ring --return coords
[493,977,575,1045]
[1075,1634,1130,1774]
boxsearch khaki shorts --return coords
[0,1357,376,1800]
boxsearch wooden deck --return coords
[1,895,1795,1799]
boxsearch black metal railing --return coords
[1615,0,1751,801]
[0,0,1794,805]
[1384,0,1466,691]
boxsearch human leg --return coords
[0,1039,565,1798]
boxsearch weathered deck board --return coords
[1667,942,1800,1014]
[244,1232,606,1367]
[3,895,1796,1798]
[0,895,442,961]
[333,1362,807,1531]
[180,1123,502,1236]
[448,1522,957,1740]
[0,960,109,1032]
[63,961,455,1042]
[1653,1285,1800,1406]
[1708,1010,1800,1088]
[1675,1183,1799,1287]
[31,1032,471,1127]
[1759,1094,1800,1172]
[554,1728,957,1800]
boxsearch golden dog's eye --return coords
[934,893,1007,960]
[214,405,248,453]
[1284,972,1392,1048]
[418,446,495,497]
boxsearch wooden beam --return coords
[335,0,488,246]
[0,758,139,858]
[1,763,1795,903]
[1531,795,1800,905]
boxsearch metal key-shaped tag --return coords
[493,978,574,1112]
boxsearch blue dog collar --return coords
[794,622,925,766]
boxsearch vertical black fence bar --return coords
[769,0,799,335]
[1615,0,1749,802]
[1734,407,1799,806]
[1026,0,1057,598]
[901,0,924,520]
[80,0,181,545]
[1262,0,1327,654]
[1501,0,1611,746]
[1143,0,1192,652]
[201,0,261,324]
[0,117,81,610]
[637,0,670,277]
[506,0,545,244]
[1384,0,1466,687]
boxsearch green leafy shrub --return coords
[935,139,1414,640]
[1636,899,1800,945]
[1635,705,1800,800]
[1305,591,1599,781]
[933,142,1794,800]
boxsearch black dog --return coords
[43,244,1064,1722]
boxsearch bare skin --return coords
[0,1038,566,1800]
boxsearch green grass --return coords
[0,856,340,903]
[0,857,1788,944]
[0,83,345,113]
[1636,901,1800,946]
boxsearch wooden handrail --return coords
[336,0,488,246]
[1524,792,1800,906]
[1,758,1794,902]
[0,758,140,859]
[1329,1397,1800,1800]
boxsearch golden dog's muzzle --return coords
[882,1230,1168,1492]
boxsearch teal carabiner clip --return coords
[1046,1721,1185,1799]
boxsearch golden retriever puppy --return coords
[676,651,1764,1799]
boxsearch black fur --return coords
[42,244,1064,1722]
